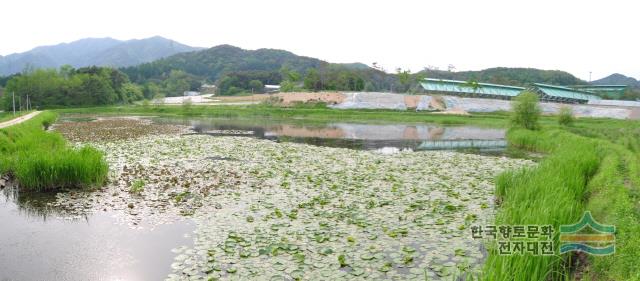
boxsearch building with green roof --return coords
[420,78,602,104]
[420,78,525,100]
[569,85,627,99]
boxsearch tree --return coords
[396,68,412,92]
[164,70,191,96]
[248,80,264,93]
[280,80,296,92]
[120,83,144,104]
[304,69,322,91]
[511,91,541,130]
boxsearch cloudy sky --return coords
[2,0,638,80]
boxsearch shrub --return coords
[510,91,541,130]
[557,106,574,126]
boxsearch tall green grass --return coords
[485,129,600,280]
[0,111,108,191]
[485,125,640,280]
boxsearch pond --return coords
[0,181,194,281]
[153,116,507,153]
[1,115,530,280]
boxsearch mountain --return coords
[419,67,588,87]
[0,36,200,76]
[121,44,328,82]
[592,73,640,88]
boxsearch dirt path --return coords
[0,111,42,129]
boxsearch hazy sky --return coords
[2,0,638,80]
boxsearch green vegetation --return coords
[484,112,640,279]
[56,104,513,127]
[510,91,541,130]
[558,106,574,126]
[130,179,145,194]
[0,111,108,191]
[2,66,141,110]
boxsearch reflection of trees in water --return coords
[427,127,446,140]
[1,181,90,222]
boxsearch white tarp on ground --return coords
[588,100,640,107]
[158,94,218,104]
[442,96,512,113]
[328,92,634,119]
[330,92,407,110]
[416,96,435,111]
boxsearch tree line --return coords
[2,66,144,110]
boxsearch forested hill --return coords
[419,67,588,87]
[0,36,199,76]
[592,73,640,88]
[121,44,327,83]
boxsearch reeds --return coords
[0,111,108,191]
[484,129,600,280]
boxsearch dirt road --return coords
[0,111,42,129]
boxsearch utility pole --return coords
[26,94,30,111]
[12,92,16,115]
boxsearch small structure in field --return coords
[264,85,280,93]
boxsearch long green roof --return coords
[420,78,603,102]
[533,83,602,101]
[420,78,525,97]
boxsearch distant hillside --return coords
[592,73,640,88]
[121,44,327,82]
[419,67,588,87]
[0,36,199,76]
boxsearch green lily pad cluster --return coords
[54,118,534,280]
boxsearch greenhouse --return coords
[421,78,603,104]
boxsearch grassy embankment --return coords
[56,103,582,127]
[483,119,640,280]
[0,111,108,191]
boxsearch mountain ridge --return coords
[0,36,200,76]
[591,73,640,88]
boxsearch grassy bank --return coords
[0,111,108,191]
[483,121,640,280]
[56,104,512,127]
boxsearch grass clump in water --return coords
[0,111,108,191]
[129,179,145,194]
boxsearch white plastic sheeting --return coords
[330,92,407,110]
[588,100,640,107]
[328,92,634,120]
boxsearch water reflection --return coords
[0,181,193,281]
[153,117,507,152]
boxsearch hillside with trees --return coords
[2,66,142,110]
[419,67,588,87]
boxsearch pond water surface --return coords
[0,116,514,280]
[152,116,507,153]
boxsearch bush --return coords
[557,106,574,126]
[511,91,541,130]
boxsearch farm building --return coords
[569,85,627,99]
[420,78,603,104]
